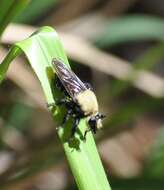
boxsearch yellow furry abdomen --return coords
[76,90,98,115]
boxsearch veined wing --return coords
[52,59,87,100]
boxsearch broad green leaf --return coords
[0,0,30,37]
[95,15,164,48]
[0,26,111,190]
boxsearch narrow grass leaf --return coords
[144,127,164,177]
[0,26,111,190]
[0,0,30,37]
[14,0,59,24]
[95,15,164,48]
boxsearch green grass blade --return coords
[14,0,59,24]
[0,26,111,190]
[134,42,164,70]
[95,15,164,48]
[144,127,164,177]
[0,0,30,37]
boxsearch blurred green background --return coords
[0,0,164,189]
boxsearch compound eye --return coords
[96,113,105,119]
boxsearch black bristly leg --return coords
[55,77,63,91]
[71,117,80,138]
[84,128,91,140]
[60,109,72,127]
[84,125,97,140]
[56,98,70,106]
[47,98,70,108]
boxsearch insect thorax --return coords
[76,90,98,115]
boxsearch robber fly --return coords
[50,58,105,139]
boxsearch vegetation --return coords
[0,0,164,190]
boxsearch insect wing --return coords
[52,59,87,99]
